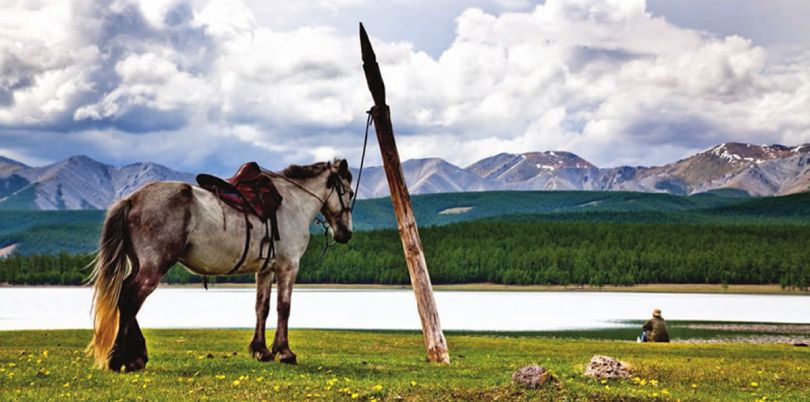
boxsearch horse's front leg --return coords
[249,268,274,361]
[271,260,298,364]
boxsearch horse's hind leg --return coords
[249,268,274,361]
[108,261,170,372]
[108,183,190,372]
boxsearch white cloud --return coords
[1,0,810,173]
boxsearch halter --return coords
[264,167,354,221]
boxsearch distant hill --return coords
[3,190,809,255]
[352,190,752,230]
[706,192,810,218]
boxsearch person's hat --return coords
[652,309,662,317]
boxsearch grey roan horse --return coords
[88,159,353,371]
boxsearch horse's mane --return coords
[281,159,352,182]
[282,162,329,179]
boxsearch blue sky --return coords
[1,0,809,175]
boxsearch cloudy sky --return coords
[1,0,809,175]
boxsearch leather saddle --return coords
[197,162,283,275]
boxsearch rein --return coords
[263,170,327,204]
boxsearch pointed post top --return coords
[359,22,386,107]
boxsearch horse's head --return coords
[321,159,353,243]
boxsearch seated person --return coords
[642,308,670,342]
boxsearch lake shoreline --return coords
[1,282,806,295]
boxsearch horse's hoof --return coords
[108,359,124,372]
[124,357,147,372]
[253,349,273,362]
[108,350,125,372]
[250,341,273,362]
[279,352,297,364]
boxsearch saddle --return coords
[197,162,283,275]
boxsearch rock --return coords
[584,355,631,380]
[512,365,554,389]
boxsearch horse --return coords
[87,158,354,372]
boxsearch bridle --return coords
[264,167,353,214]
[263,167,353,260]
[263,110,372,259]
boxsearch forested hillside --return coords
[1,191,808,288]
[2,220,808,289]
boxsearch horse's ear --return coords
[339,159,349,175]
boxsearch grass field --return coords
[1,329,807,401]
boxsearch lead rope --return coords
[313,109,373,263]
[351,109,373,211]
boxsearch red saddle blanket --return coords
[196,162,282,233]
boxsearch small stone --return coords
[584,355,631,380]
[512,365,554,389]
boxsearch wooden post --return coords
[359,23,450,364]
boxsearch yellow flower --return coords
[750,381,758,387]
[662,389,670,395]
[233,380,241,386]
[640,379,647,386]
[652,392,659,398]
[601,379,607,384]
[42,351,49,357]
[273,385,280,392]
[372,384,383,391]
[410,380,417,387]
[215,375,226,380]
[691,383,698,389]
[604,385,611,390]
[650,379,658,386]
[351,393,360,399]
[63,382,70,388]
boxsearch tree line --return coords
[1,221,808,290]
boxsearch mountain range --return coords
[354,143,810,198]
[0,155,194,210]
[2,142,809,210]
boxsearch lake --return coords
[0,287,808,331]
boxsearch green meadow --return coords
[1,329,807,401]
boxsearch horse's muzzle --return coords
[334,228,352,243]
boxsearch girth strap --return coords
[228,212,253,275]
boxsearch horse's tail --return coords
[87,198,133,369]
